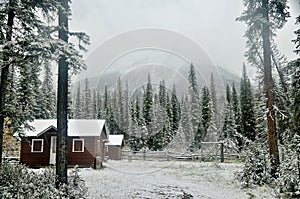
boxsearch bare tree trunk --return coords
[0,0,15,164]
[56,0,69,187]
[262,0,280,175]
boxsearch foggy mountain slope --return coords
[72,64,240,97]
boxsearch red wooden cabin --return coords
[20,119,108,168]
[105,135,124,160]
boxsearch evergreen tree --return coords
[221,84,240,151]
[92,89,97,119]
[209,73,219,140]
[171,84,180,134]
[159,80,166,108]
[165,93,172,128]
[16,60,41,124]
[240,64,256,142]
[74,82,82,119]
[291,12,300,137]
[116,77,124,132]
[232,83,243,148]
[188,63,201,148]
[143,74,153,127]
[135,96,142,126]
[97,91,103,119]
[103,85,109,116]
[285,9,300,191]
[237,0,289,174]
[82,77,92,119]
[110,88,120,134]
[181,94,193,149]
[123,81,130,136]
[40,63,56,119]
[201,86,211,141]
[232,83,240,132]
[0,0,60,162]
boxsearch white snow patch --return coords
[80,160,276,199]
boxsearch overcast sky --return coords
[70,0,299,78]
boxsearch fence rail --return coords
[121,142,241,162]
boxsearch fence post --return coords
[220,142,224,163]
[143,149,146,160]
[166,150,169,161]
[128,150,132,163]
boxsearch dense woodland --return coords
[0,0,300,196]
[70,64,255,154]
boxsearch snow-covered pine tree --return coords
[82,77,93,119]
[188,63,201,149]
[291,6,300,139]
[74,82,82,119]
[232,83,243,149]
[237,0,289,174]
[96,91,103,119]
[201,86,211,141]
[180,94,193,150]
[92,89,97,119]
[109,88,121,134]
[162,92,172,148]
[103,85,109,117]
[240,64,256,143]
[116,77,125,133]
[39,63,56,119]
[0,0,62,162]
[135,95,142,126]
[165,93,172,130]
[143,74,153,131]
[3,66,18,131]
[147,94,164,151]
[128,96,144,151]
[221,85,240,151]
[159,80,166,108]
[171,84,180,134]
[278,9,300,194]
[209,73,219,141]
[232,83,240,132]
[16,59,41,125]
[123,81,130,136]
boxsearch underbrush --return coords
[0,162,88,199]
[236,140,300,198]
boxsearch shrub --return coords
[276,135,300,195]
[0,163,88,199]
[236,143,273,187]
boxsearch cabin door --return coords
[50,136,57,165]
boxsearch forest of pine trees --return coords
[70,63,260,153]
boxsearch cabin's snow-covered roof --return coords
[106,135,124,146]
[23,119,106,137]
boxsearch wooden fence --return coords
[121,142,241,162]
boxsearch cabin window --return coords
[31,139,44,153]
[72,139,84,152]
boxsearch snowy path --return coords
[80,160,275,199]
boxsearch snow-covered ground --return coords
[80,160,275,199]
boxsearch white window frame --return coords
[31,139,44,153]
[72,139,84,152]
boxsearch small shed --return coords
[20,119,108,168]
[105,135,124,160]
